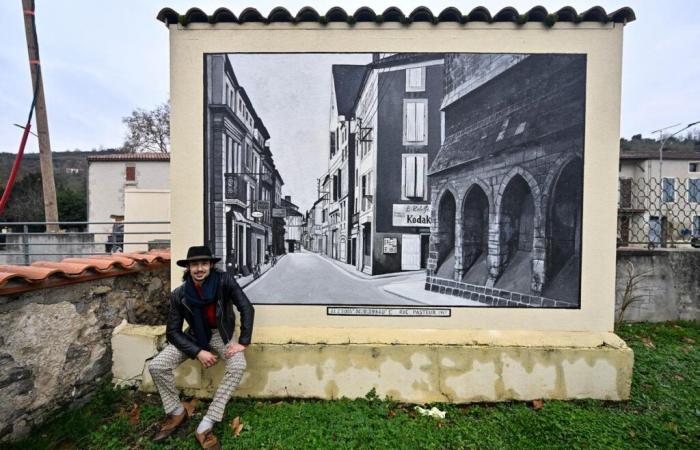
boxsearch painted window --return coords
[662,178,675,203]
[403,99,428,145]
[402,154,428,199]
[125,166,136,182]
[689,162,699,173]
[689,178,700,203]
[405,67,426,92]
[226,136,234,173]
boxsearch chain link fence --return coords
[618,177,700,248]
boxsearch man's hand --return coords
[224,343,247,359]
[196,350,218,368]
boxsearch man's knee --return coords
[149,353,174,375]
[225,353,246,373]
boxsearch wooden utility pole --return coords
[21,0,59,231]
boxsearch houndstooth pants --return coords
[148,332,247,422]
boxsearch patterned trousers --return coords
[148,332,247,422]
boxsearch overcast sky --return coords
[226,54,371,211]
[1,1,699,206]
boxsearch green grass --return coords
[3,322,699,450]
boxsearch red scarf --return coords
[194,282,217,328]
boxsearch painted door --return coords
[401,234,421,270]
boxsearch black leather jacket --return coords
[166,270,254,359]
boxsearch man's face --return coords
[188,260,212,283]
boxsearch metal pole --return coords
[22,224,29,265]
[21,0,59,232]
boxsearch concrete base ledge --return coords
[112,322,634,403]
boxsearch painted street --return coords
[245,250,427,305]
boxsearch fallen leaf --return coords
[388,410,396,418]
[642,383,653,389]
[682,337,696,344]
[230,416,241,433]
[674,374,684,381]
[641,337,655,349]
[437,421,444,428]
[235,423,244,437]
[127,403,140,425]
[532,399,544,410]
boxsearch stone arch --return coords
[494,166,542,222]
[434,188,457,278]
[493,172,537,293]
[460,182,491,285]
[459,176,495,213]
[542,156,583,303]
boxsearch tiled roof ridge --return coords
[157,6,635,27]
[87,153,170,162]
[0,250,171,296]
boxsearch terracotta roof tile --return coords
[87,153,170,162]
[0,250,171,296]
[157,6,636,26]
[32,261,90,276]
[0,265,64,282]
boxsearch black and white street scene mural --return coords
[203,52,585,308]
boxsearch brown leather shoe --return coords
[153,403,192,442]
[195,429,221,449]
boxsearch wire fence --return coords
[0,221,170,265]
[618,177,700,248]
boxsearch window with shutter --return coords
[662,178,675,203]
[405,67,425,92]
[402,154,427,199]
[403,99,428,145]
[689,179,700,203]
[126,166,136,182]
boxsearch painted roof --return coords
[620,149,700,161]
[0,250,171,296]
[87,153,170,162]
[157,6,635,26]
[332,65,366,117]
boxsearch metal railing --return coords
[617,177,700,248]
[0,221,170,265]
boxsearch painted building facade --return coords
[425,54,586,307]
[351,54,444,275]
[205,54,277,275]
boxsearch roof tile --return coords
[157,6,635,26]
[0,250,171,295]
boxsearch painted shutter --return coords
[405,102,416,142]
[405,156,416,197]
[416,155,425,198]
[415,102,425,142]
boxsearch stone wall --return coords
[0,268,169,442]
[615,249,700,322]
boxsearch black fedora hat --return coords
[176,245,222,267]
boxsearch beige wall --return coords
[123,189,171,252]
[88,161,169,243]
[168,22,625,333]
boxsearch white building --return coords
[87,153,170,247]
[618,148,700,246]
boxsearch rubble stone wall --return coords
[0,268,169,442]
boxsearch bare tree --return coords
[615,260,651,326]
[121,101,170,153]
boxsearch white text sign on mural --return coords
[392,204,432,227]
